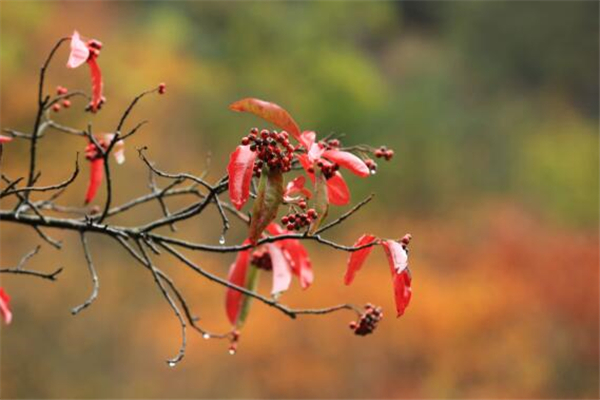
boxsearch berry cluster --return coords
[318,138,341,150]
[364,158,377,174]
[315,159,339,179]
[250,248,272,271]
[374,146,394,161]
[84,138,108,161]
[349,304,383,336]
[242,128,295,176]
[228,330,240,355]
[87,39,102,56]
[281,209,318,231]
[51,86,73,112]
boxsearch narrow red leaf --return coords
[87,57,104,113]
[0,135,13,144]
[225,241,251,326]
[229,98,302,143]
[308,171,329,234]
[84,158,104,204]
[0,287,12,325]
[227,145,256,210]
[326,172,350,206]
[323,149,370,177]
[298,154,315,183]
[344,234,378,285]
[266,243,292,295]
[381,240,412,317]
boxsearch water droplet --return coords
[219,235,226,245]
[228,349,236,355]
[167,361,176,368]
[202,333,211,340]
[370,169,377,175]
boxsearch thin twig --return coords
[71,232,100,315]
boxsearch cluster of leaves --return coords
[224,98,412,335]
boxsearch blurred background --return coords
[0,1,598,398]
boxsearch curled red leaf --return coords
[229,98,302,143]
[0,287,12,325]
[85,158,104,204]
[267,224,313,289]
[381,240,412,317]
[266,243,292,295]
[344,234,378,285]
[326,172,350,206]
[66,30,89,69]
[225,240,252,326]
[323,149,370,177]
[227,145,256,210]
[283,176,312,201]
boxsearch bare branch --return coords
[71,232,100,315]
[0,246,63,281]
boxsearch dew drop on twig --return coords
[219,235,226,245]
[202,333,211,340]
[167,361,176,368]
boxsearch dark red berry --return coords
[52,104,61,112]
[158,82,166,94]
[241,137,250,146]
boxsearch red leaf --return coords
[323,149,370,177]
[344,234,378,285]
[308,171,330,234]
[284,176,312,201]
[381,240,412,317]
[0,287,12,325]
[326,172,350,206]
[298,154,315,183]
[84,158,104,204]
[229,98,302,143]
[225,241,251,325]
[66,30,89,69]
[0,135,13,144]
[266,224,313,289]
[87,56,104,113]
[227,145,256,210]
[266,243,292,295]
[301,131,316,149]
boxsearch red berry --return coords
[158,82,166,94]
[286,223,295,231]
[56,86,68,95]
[52,104,61,112]
[281,216,289,224]
[241,137,250,146]
[62,100,71,108]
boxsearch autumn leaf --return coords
[344,234,378,285]
[229,98,302,143]
[227,145,257,210]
